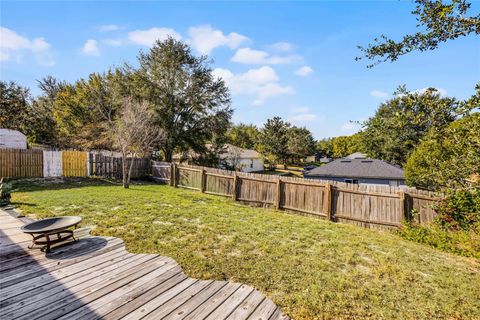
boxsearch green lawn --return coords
[11,178,480,320]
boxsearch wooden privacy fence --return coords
[0,149,43,178]
[152,161,440,229]
[89,153,150,179]
[62,151,88,177]
[0,149,150,179]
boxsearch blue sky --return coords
[1,1,479,139]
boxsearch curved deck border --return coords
[0,210,289,320]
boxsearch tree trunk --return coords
[127,153,136,187]
[122,150,129,189]
[164,147,173,162]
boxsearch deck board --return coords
[0,210,286,320]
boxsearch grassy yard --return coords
[10,178,480,320]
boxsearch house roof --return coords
[305,157,404,180]
[0,129,26,138]
[173,144,261,160]
[215,144,261,159]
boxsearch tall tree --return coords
[97,97,163,188]
[361,86,460,165]
[316,138,334,158]
[0,80,57,145]
[258,117,291,165]
[227,123,261,150]
[0,81,31,133]
[405,112,480,190]
[135,37,232,161]
[287,126,316,162]
[331,133,365,158]
[357,0,480,67]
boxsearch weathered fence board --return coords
[90,153,150,179]
[43,151,62,177]
[152,162,439,229]
[0,149,43,178]
[62,151,88,177]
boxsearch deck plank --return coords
[142,280,214,319]
[226,290,266,320]
[204,284,255,320]
[165,281,228,320]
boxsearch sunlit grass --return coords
[11,178,480,320]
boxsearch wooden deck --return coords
[0,210,288,320]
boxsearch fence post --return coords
[275,178,282,209]
[200,168,206,193]
[325,182,332,221]
[172,163,178,188]
[232,172,238,201]
[399,191,407,222]
[170,163,175,186]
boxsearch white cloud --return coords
[270,42,295,52]
[415,87,447,97]
[287,106,318,123]
[0,27,53,65]
[212,66,295,106]
[128,27,181,47]
[295,66,313,76]
[188,25,248,54]
[292,106,310,113]
[98,24,121,32]
[231,47,301,65]
[103,38,123,46]
[340,121,361,134]
[288,113,317,122]
[82,39,100,56]
[370,90,389,98]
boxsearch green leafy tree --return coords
[358,0,480,67]
[134,37,232,161]
[405,112,480,190]
[316,138,334,158]
[361,86,460,165]
[287,126,316,162]
[0,80,58,145]
[0,81,32,133]
[258,117,291,165]
[227,123,261,150]
[331,133,365,158]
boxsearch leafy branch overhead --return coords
[357,0,480,67]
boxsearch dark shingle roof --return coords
[304,158,404,180]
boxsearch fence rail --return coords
[152,161,439,229]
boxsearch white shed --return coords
[0,129,27,149]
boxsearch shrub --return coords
[434,188,480,231]
[399,221,480,258]
[399,188,480,258]
[0,180,12,206]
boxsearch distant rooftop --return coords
[305,154,404,180]
[345,152,367,159]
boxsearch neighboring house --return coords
[304,153,405,186]
[217,144,264,173]
[173,144,264,173]
[305,152,330,163]
[0,129,27,149]
[319,157,332,164]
